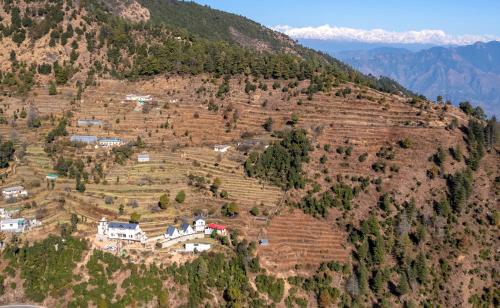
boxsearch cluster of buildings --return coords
[0,208,40,233]
[0,187,41,235]
[70,135,126,148]
[97,216,227,252]
[2,186,28,200]
[164,217,226,239]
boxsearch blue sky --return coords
[193,0,500,44]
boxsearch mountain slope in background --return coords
[336,41,500,116]
[0,0,411,97]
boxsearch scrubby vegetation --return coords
[3,236,88,302]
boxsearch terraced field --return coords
[257,210,349,275]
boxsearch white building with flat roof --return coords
[137,153,150,162]
[97,217,147,243]
[0,218,26,233]
[77,119,103,126]
[2,186,28,200]
[185,243,211,252]
[214,144,231,153]
[125,94,153,102]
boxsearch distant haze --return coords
[323,41,500,117]
[298,39,438,53]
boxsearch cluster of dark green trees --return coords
[343,205,433,307]
[0,139,15,168]
[244,129,311,189]
[288,261,346,307]
[297,183,358,217]
[1,232,291,307]
[3,236,88,302]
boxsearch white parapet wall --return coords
[161,233,204,248]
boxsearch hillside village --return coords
[0,0,497,307]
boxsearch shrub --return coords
[221,202,239,217]
[130,212,140,223]
[219,190,229,198]
[398,138,412,149]
[249,206,259,216]
[263,117,273,132]
[175,190,186,203]
[358,152,368,162]
[48,81,57,95]
[158,193,170,209]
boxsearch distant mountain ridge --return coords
[335,41,500,116]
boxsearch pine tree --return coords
[48,81,57,95]
[397,273,410,296]
[372,270,385,295]
[414,252,429,284]
[358,261,369,295]
[357,239,368,262]
[372,234,385,264]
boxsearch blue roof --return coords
[70,135,97,143]
[259,239,269,245]
[108,221,138,230]
[99,137,123,142]
[166,225,178,236]
[180,222,191,231]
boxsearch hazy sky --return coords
[193,0,500,44]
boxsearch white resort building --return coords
[2,186,28,200]
[97,218,147,243]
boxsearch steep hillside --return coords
[0,0,411,97]
[137,0,294,51]
[0,1,498,308]
[0,72,497,307]
[336,41,500,117]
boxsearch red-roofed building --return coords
[205,223,227,236]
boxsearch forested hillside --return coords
[0,1,498,308]
[0,0,411,96]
